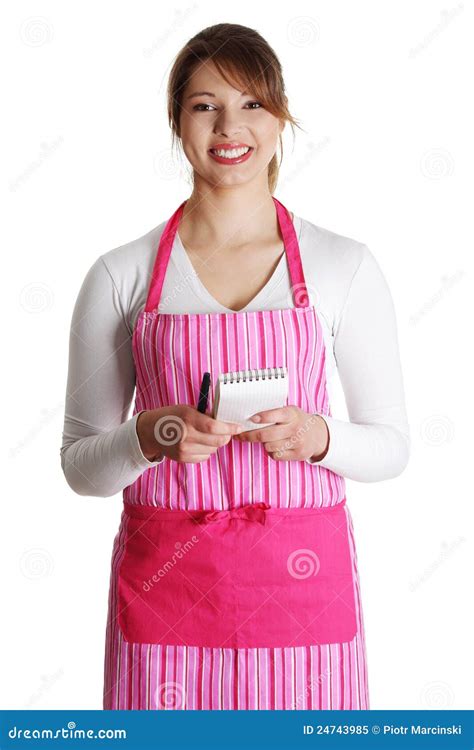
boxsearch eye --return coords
[192,101,263,112]
[192,103,216,112]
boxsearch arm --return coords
[60,256,164,498]
[307,244,410,482]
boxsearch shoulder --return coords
[99,221,166,281]
[91,222,167,333]
[295,214,373,332]
[297,215,368,275]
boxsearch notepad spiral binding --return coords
[218,367,288,385]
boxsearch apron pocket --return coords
[117,502,358,648]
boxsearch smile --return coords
[208,146,254,165]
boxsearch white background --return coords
[1,0,472,710]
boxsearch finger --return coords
[193,411,244,435]
[264,439,296,455]
[235,424,293,443]
[264,444,298,461]
[248,407,294,426]
[187,432,233,449]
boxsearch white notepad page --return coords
[212,367,289,431]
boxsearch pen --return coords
[197,372,211,413]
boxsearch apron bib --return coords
[116,197,357,650]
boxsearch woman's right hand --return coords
[136,406,245,463]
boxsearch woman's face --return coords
[179,59,284,189]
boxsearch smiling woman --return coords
[60,22,410,712]
[101,23,374,711]
[167,26,301,192]
[164,49,304,313]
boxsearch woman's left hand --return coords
[233,406,330,462]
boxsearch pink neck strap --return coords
[145,196,309,313]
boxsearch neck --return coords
[180,182,278,248]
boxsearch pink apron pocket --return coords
[117,501,358,649]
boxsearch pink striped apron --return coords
[103,198,370,710]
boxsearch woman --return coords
[60,23,410,710]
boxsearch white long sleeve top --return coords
[60,213,410,497]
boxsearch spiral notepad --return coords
[212,367,289,431]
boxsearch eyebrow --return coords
[186,90,249,100]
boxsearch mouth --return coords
[208,145,254,165]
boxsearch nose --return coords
[213,106,245,138]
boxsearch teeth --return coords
[212,146,251,159]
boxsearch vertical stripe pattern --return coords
[103,197,368,709]
[103,505,369,709]
[124,306,345,510]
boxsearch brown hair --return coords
[166,23,302,193]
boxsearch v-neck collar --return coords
[172,215,303,314]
